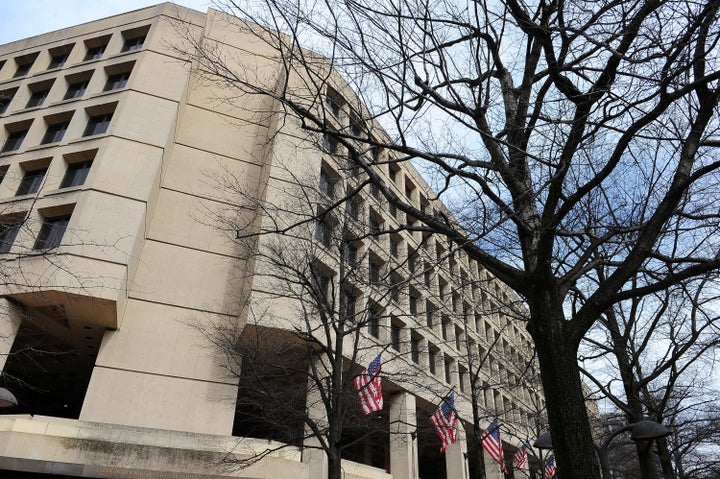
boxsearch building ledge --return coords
[0,414,304,478]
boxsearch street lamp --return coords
[0,387,17,407]
[533,420,671,479]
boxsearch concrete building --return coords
[0,4,546,478]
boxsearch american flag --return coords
[481,420,507,473]
[430,392,457,453]
[354,353,383,415]
[514,439,531,469]
[544,454,556,478]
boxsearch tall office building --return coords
[0,4,547,478]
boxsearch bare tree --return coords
[179,1,720,477]
[582,273,720,479]
[198,159,473,479]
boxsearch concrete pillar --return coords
[445,420,468,479]
[302,361,329,479]
[0,298,23,371]
[484,449,505,479]
[388,391,419,479]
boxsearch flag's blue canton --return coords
[441,392,455,419]
[367,354,381,376]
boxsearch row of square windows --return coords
[0,25,148,81]
[0,106,114,153]
[319,160,532,351]
[0,158,92,197]
[0,61,133,115]
[0,212,72,253]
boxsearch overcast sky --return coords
[0,1,213,45]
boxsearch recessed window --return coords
[325,86,345,117]
[368,307,380,338]
[13,53,38,78]
[323,133,338,154]
[0,88,18,114]
[341,241,357,266]
[83,35,110,62]
[0,221,22,253]
[41,121,70,144]
[104,71,130,91]
[48,44,73,69]
[369,257,383,283]
[319,164,336,197]
[389,164,400,184]
[411,333,421,364]
[426,304,435,328]
[340,289,356,319]
[122,36,145,52]
[349,112,362,136]
[26,88,50,108]
[34,215,71,250]
[48,53,69,69]
[390,319,402,351]
[311,267,332,303]
[60,160,92,188]
[65,80,88,100]
[315,215,333,247]
[16,168,47,196]
[83,112,113,136]
[1,126,30,153]
[428,345,438,375]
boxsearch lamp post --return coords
[533,420,671,479]
[0,387,17,408]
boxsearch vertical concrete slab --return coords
[389,391,419,479]
[445,420,468,479]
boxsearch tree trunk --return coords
[328,448,342,479]
[529,297,600,479]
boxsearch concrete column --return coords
[388,391,418,479]
[302,361,329,479]
[484,449,505,479]
[0,298,23,371]
[445,420,468,479]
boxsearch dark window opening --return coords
[26,89,50,108]
[122,36,146,52]
[323,133,339,154]
[0,222,21,253]
[1,129,27,153]
[41,122,70,144]
[60,161,92,188]
[0,88,17,114]
[368,309,380,338]
[83,113,113,136]
[65,80,88,100]
[0,313,100,419]
[34,215,70,250]
[14,62,32,78]
[411,334,420,363]
[48,53,69,69]
[104,71,131,91]
[390,320,401,351]
[16,168,47,196]
[84,45,106,61]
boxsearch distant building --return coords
[0,4,546,478]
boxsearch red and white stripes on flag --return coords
[545,454,556,478]
[430,392,457,453]
[481,420,508,473]
[354,353,383,415]
[514,439,531,469]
